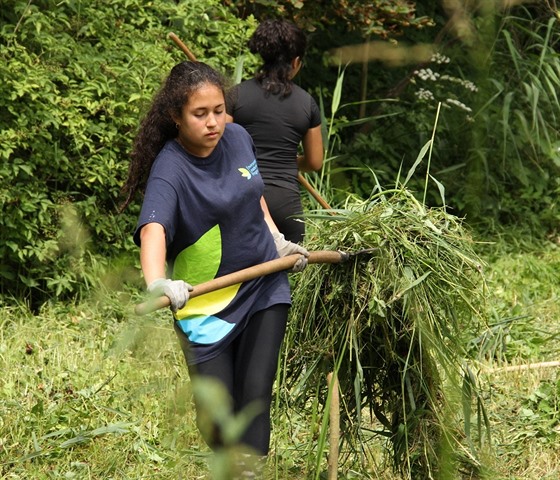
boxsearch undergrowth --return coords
[1,233,558,479]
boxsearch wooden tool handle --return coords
[134,250,345,315]
[297,173,333,211]
[168,32,198,62]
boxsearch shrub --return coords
[0,0,256,305]
[329,5,560,235]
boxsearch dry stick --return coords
[485,360,560,374]
[168,32,197,62]
[327,372,340,480]
[298,172,332,210]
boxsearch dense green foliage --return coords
[0,0,256,304]
[225,0,434,37]
[320,3,560,234]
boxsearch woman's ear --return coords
[290,56,303,79]
[171,113,181,130]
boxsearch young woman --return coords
[227,19,324,244]
[121,61,308,477]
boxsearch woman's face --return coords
[174,83,226,158]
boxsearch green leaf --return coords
[331,67,345,116]
[403,140,432,186]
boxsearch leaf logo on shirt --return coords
[238,159,260,180]
[238,167,251,179]
[172,225,241,344]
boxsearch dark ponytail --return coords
[248,19,307,97]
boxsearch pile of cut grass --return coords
[283,187,486,478]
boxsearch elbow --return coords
[307,156,323,172]
[312,158,324,172]
[298,155,323,173]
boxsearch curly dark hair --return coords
[120,61,226,211]
[248,19,307,98]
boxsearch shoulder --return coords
[224,122,254,145]
[291,84,315,102]
[236,78,263,97]
[238,78,259,88]
[151,140,183,171]
[290,85,320,117]
[220,124,256,165]
[227,79,261,113]
[225,122,250,136]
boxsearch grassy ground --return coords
[0,234,558,479]
[470,234,560,480]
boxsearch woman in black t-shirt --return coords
[227,19,324,244]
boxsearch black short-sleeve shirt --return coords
[228,78,322,190]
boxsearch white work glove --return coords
[272,232,309,272]
[147,278,193,312]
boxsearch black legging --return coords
[264,184,304,244]
[180,304,289,455]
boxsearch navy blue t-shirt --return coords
[134,123,291,364]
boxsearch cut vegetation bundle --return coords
[281,187,486,477]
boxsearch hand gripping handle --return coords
[134,250,347,315]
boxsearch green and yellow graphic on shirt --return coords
[173,225,240,344]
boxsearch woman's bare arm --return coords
[139,223,167,285]
[298,125,324,172]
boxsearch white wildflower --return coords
[461,79,478,92]
[446,98,472,112]
[415,88,435,101]
[431,53,450,64]
[415,68,439,81]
